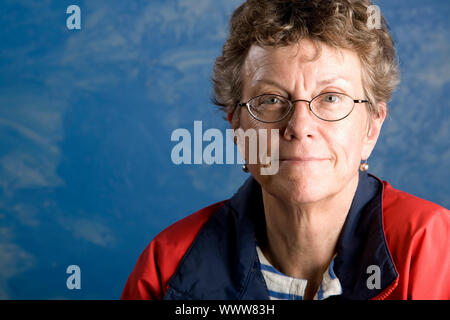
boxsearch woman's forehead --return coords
[243,39,362,88]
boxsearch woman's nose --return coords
[283,100,317,141]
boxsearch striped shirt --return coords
[256,246,343,300]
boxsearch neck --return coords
[260,174,359,284]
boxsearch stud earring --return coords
[360,159,369,172]
[242,164,249,172]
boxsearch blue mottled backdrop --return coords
[0,0,448,299]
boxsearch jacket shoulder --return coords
[121,200,227,300]
[154,200,227,247]
[382,180,448,230]
[381,180,450,299]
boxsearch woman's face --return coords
[233,38,386,205]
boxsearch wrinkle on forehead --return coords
[242,39,362,97]
[243,40,322,79]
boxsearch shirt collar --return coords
[256,245,343,300]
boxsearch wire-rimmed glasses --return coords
[238,92,369,123]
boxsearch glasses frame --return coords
[237,92,370,123]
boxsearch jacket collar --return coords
[164,176,268,299]
[331,171,398,299]
[164,172,398,300]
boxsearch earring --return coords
[242,164,249,173]
[360,160,369,172]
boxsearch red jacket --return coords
[122,172,450,300]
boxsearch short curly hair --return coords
[212,0,400,121]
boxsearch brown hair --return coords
[212,0,400,121]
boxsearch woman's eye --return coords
[262,96,281,104]
[322,94,340,103]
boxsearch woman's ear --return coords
[362,102,387,160]
[227,112,233,125]
[227,108,240,130]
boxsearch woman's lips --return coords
[278,157,330,161]
[277,157,331,164]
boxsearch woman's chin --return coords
[263,174,335,205]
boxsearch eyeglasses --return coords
[238,92,369,123]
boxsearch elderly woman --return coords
[122,0,449,300]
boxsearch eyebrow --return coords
[254,79,289,94]
[255,77,348,93]
[317,77,349,86]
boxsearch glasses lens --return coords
[248,94,291,122]
[311,93,354,121]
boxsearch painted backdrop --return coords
[0,0,448,299]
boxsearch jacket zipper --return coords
[372,277,399,300]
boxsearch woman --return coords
[122,0,449,300]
